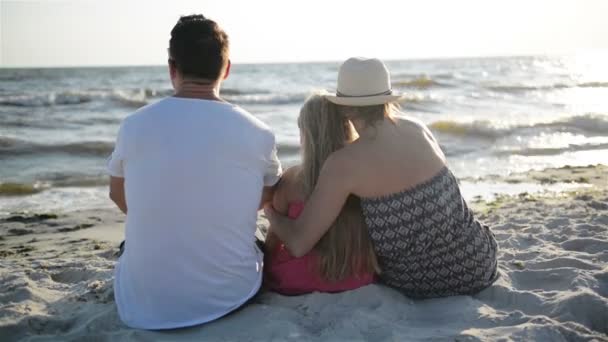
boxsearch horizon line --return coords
[0,53,561,70]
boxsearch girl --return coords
[264,92,379,295]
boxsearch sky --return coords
[1,0,608,67]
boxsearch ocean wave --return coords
[0,137,24,148]
[495,142,608,157]
[0,90,139,108]
[0,75,24,82]
[0,182,48,196]
[5,88,440,108]
[275,142,469,158]
[485,84,567,92]
[393,72,454,80]
[142,88,174,98]
[0,93,93,107]
[0,138,114,157]
[0,88,171,108]
[37,172,108,187]
[0,174,108,196]
[557,114,608,134]
[277,143,300,156]
[395,93,438,107]
[110,90,148,108]
[222,88,270,96]
[429,114,608,139]
[224,93,307,105]
[0,87,281,108]
[392,76,445,89]
[578,82,608,88]
[429,120,508,139]
[0,115,121,129]
[0,87,432,108]
[0,137,301,159]
[486,81,608,93]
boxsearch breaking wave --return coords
[0,90,151,108]
[486,81,608,93]
[495,143,608,157]
[0,137,114,157]
[392,76,446,89]
[0,173,108,196]
[0,87,307,108]
[225,93,307,105]
[429,114,608,139]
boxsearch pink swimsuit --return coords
[264,201,376,295]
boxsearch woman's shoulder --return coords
[394,114,428,131]
[318,147,364,186]
[394,114,443,152]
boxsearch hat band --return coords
[336,89,393,98]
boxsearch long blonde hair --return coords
[298,92,380,281]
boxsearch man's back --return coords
[107,97,281,329]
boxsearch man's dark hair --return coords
[169,15,229,81]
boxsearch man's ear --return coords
[169,59,178,80]
[223,60,231,80]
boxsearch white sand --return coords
[1,165,607,341]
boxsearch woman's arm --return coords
[264,154,353,257]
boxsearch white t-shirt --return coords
[107,97,282,330]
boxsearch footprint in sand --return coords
[588,200,608,210]
[8,228,34,236]
[561,238,608,254]
[551,290,608,335]
[594,214,608,225]
[593,269,608,298]
[509,268,584,292]
[50,268,103,284]
[57,223,95,233]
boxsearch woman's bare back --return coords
[338,116,447,199]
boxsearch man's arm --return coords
[262,181,281,251]
[260,133,282,210]
[107,118,129,214]
[109,176,127,214]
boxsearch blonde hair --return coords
[336,102,400,127]
[297,91,380,281]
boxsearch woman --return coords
[265,57,498,298]
[264,92,379,295]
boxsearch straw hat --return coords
[325,57,404,106]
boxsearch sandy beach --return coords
[1,165,607,341]
[2,1,608,340]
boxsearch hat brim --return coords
[325,94,405,106]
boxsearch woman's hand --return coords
[264,203,306,256]
[264,203,287,230]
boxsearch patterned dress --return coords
[360,167,498,298]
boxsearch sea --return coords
[1,55,608,214]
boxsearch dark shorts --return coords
[117,240,126,257]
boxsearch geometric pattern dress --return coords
[361,167,498,299]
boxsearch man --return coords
[107,14,282,329]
